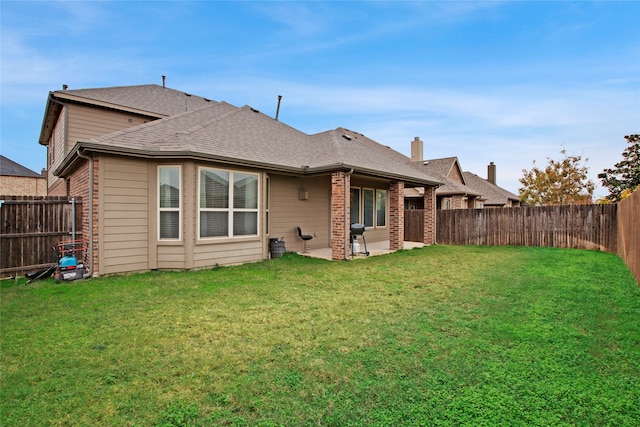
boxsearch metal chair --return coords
[296,227,313,253]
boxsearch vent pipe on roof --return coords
[275,95,282,121]
[62,84,68,90]
[162,75,166,88]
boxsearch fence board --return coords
[0,196,82,277]
[423,204,619,252]
[616,191,640,285]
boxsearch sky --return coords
[1,1,639,198]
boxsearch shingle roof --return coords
[0,155,42,177]
[58,103,441,186]
[413,157,480,196]
[51,84,216,117]
[40,84,218,145]
[462,171,520,206]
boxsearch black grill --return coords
[350,223,369,256]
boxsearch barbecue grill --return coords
[350,223,369,256]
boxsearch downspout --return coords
[344,168,354,260]
[76,148,93,276]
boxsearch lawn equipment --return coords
[54,240,90,282]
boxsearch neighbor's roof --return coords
[54,102,442,187]
[40,84,216,145]
[462,171,520,206]
[411,156,481,197]
[0,155,42,178]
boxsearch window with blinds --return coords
[158,166,181,240]
[199,167,259,238]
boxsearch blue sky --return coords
[1,1,639,197]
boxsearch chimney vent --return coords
[162,75,166,88]
[411,136,423,162]
[488,162,496,185]
[62,84,68,90]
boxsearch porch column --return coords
[389,181,404,251]
[331,171,349,261]
[423,185,436,245]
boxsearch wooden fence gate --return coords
[0,196,83,277]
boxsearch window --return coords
[199,168,259,238]
[351,187,387,228]
[350,188,361,225]
[159,166,181,240]
[376,190,386,227]
[363,189,374,227]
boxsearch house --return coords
[404,137,483,210]
[0,155,47,196]
[39,83,442,276]
[463,162,521,208]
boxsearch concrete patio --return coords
[297,240,425,261]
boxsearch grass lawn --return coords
[1,245,639,426]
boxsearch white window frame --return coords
[198,167,260,240]
[158,165,182,241]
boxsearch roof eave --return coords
[54,143,443,188]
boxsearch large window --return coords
[159,166,181,240]
[199,168,259,238]
[351,186,387,228]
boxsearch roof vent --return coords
[342,134,352,141]
[250,107,260,113]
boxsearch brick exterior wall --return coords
[67,157,100,275]
[423,186,436,245]
[388,181,404,251]
[331,171,348,261]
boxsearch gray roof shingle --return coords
[462,171,520,206]
[0,155,42,177]
[52,84,216,117]
[62,103,441,186]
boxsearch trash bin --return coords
[269,238,286,259]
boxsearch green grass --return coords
[1,245,638,426]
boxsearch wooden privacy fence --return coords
[434,204,617,251]
[0,196,82,277]
[616,191,640,285]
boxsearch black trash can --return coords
[269,238,286,259]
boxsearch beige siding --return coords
[193,240,263,268]
[49,109,67,189]
[270,174,331,252]
[66,103,151,150]
[99,156,150,275]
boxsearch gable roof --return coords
[54,102,441,187]
[0,155,42,178]
[412,156,480,197]
[39,84,216,145]
[462,171,520,206]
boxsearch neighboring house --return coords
[39,83,442,276]
[404,137,483,210]
[0,155,47,196]
[462,163,521,208]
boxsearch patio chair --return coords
[296,227,313,253]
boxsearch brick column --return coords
[331,171,349,260]
[423,186,436,245]
[389,181,404,251]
